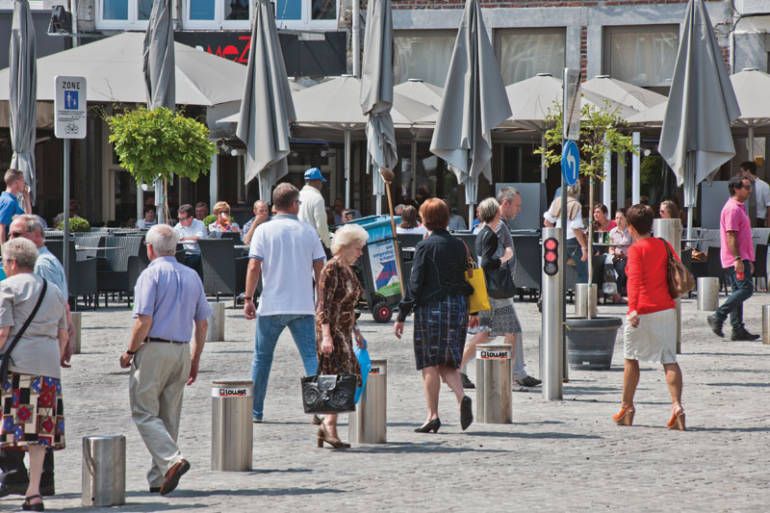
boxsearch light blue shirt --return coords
[133,256,211,342]
[34,246,68,298]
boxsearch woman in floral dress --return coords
[315,223,369,449]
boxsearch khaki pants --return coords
[129,342,190,487]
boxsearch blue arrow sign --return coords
[561,140,580,186]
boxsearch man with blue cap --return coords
[299,167,331,252]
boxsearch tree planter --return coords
[565,316,623,370]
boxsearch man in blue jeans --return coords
[243,183,326,422]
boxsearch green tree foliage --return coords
[106,107,216,185]
[57,216,91,232]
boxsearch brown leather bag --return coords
[658,238,695,299]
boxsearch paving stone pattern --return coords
[3,295,769,512]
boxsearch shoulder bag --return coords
[301,374,357,414]
[658,238,695,299]
[0,279,48,383]
[480,226,516,299]
[461,241,490,313]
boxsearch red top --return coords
[626,237,678,315]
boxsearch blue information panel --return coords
[561,140,580,186]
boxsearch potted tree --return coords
[538,101,638,370]
[106,106,216,220]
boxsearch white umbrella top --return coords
[0,32,246,106]
[582,75,666,114]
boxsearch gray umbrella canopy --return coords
[429,0,511,212]
[143,0,175,110]
[236,0,296,202]
[360,0,397,200]
[659,0,740,209]
[9,0,36,201]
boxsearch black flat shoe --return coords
[22,494,44,511]
[414,418,441,433]
[460,396,473,431]
[460,373,475,389]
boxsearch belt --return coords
[145,337,187,344]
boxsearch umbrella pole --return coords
[344,129,351,209]
[468,203,474,228]
[379,167,404,295]
[687,206,694,241]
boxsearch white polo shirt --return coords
[249,214,326,316]
[174,218,207,254]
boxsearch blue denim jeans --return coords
[250,314,318,420]
[566,239,588,284]
[715,267,754,330]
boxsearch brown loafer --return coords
[160,459,190,496]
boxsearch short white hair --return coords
[2,237,38,269]
[146,224,178,256]
[478,197,500,223]
[331,223,369,256]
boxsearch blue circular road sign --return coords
[561,140,580,186]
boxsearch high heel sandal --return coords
[613,405,635,426]
[317,425,350,449]
[22,494,44,511]
[414,418,441,433]
[667,407,686,431]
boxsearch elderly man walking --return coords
[707,176,759,341]
[244,183,326,423]
[0,215,72,497]
[298,167,331,252]
[119,225,211,495]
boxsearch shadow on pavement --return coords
[706,382,770,387]
[468,431,601,440]
[687,426,770,433]
[174,487,345,498]
[563,386,621,395]
[54,501,206,512]
[350,442,510,454]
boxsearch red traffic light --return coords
[544,238,558,251]
[543,237,559,276]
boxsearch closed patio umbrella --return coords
[430,0,511,223]
[143,0,175,223]
[360,0,397,215]
[9,0,36,202]
[659,0,740,235]
[236,0,296,203]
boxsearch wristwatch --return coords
[735,256,742,261]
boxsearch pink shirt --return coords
[720,197,754,267]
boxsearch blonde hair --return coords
[213,201,231,216]
[478,197,500,223]
[331,223,369,256]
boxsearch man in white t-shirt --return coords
[243,183,326,423]
[298,167,331,251]
[173,204,207,275]
[739,161,770,227]
[543,184,588,283]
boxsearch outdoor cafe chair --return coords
[198,238,248,308]
[97,235,144,307]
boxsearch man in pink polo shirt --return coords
[707,176,759,341]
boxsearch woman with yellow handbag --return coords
[393,199,480,433]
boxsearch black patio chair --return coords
[198,238,248,307]
[97,235,144,307]
[754,244,768,292]
[44,239,98,309]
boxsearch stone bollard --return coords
[70,311,82,354]
[206,302,225,342]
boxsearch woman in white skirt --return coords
[613,204,685,430]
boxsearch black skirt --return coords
[412,295,469,370]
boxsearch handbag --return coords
[658,238,695,299]
[479,226,516,299]
[0,279,48,384]
[300,374,357,414]
[461,241,490,313]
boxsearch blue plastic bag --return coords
[353,341,371,403]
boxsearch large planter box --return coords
[565,317,623,370]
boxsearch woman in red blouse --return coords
[613,204,685,430]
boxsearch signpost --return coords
[54,75,87,282]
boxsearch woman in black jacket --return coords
[394,198,478,433]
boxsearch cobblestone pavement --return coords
[2,293,769,512]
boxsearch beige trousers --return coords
[129,342,190,487]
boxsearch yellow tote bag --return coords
[465,267,490,313]
[461,241,490,312]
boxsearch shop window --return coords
[603,25,679,88]
[274,0,339,30]
[97,0,151,28]
[495,28,566,85]
[393,30,455,87]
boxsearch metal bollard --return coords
[70,311,82,354]
[654,218,683,352]
[206,302,226,342]
[349,359,387,444]
[541,226,563,400]
[82,435,125,507]
[697,277,720,311]
[211,379,253,471]
[574,283,597,317]
[763,305,770,345]
[475,343,512,423]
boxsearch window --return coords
[393,30,456,87]
[97,0,152,29]
[604,25,679,88]
[184,0,252,29]
[495,28,566,85]
[274,0,339,30]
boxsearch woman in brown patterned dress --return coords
[315,223,369,449]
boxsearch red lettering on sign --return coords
[238,35,251,64]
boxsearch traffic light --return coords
[543,237,558,276]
